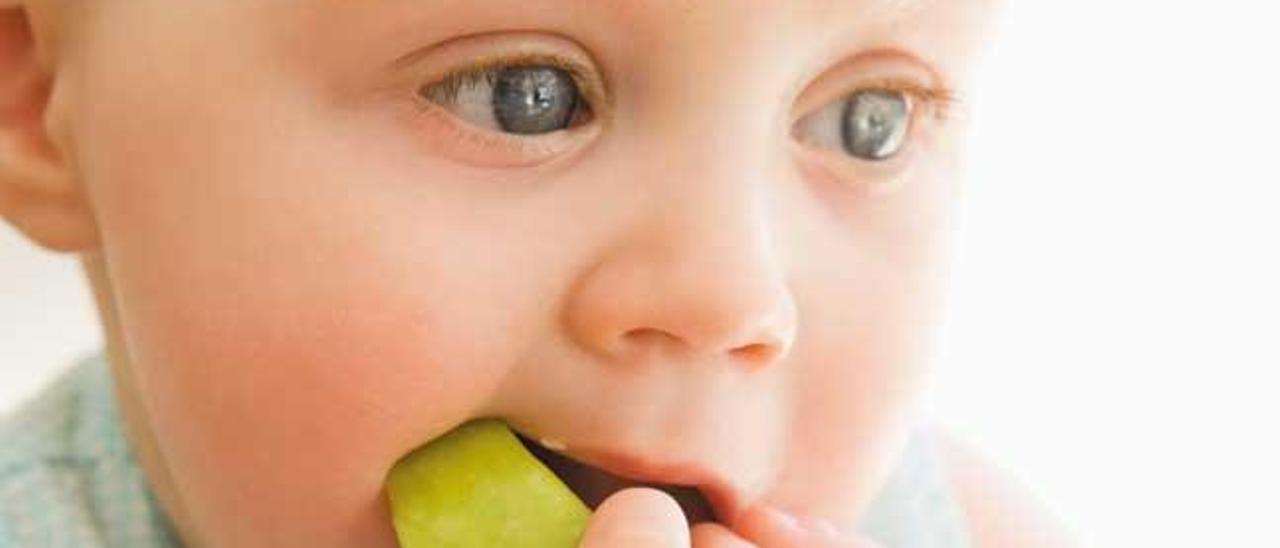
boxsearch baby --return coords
[0,0,1072,546]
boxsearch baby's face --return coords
[64,0,997,545]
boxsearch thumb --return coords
[579,487,691,548]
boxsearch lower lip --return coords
[516,434,721,524]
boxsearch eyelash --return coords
[413,53,599,120]
[413,53,958,116]
[848,77,960,125]
[406,53,960,170]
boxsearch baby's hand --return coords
[577,488,882,548]
[578,488,698,547]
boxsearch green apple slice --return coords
[385,418,590,548]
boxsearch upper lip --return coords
[576,444,743,524]
[521,433,745,526]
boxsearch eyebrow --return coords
[330,0,960,76]
[350,0,939,30]
[812,0,937,26]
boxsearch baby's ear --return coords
[0,1,97,252]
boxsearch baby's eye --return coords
[794,88,913,161]
[419,64,590,135]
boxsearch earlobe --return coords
[0,3,98,252]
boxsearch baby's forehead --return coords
[271,0,995,80]
[328,0,950,26]
[308,0,937,16]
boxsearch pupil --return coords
[492,66,579,135]
[840,89,908,160]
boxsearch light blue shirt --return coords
[0,353,179,547]
[0,352,971,547]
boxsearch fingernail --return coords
[764,506,802,531]
[801,516,841,537]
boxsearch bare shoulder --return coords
[926,424,1078,548]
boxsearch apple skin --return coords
[385,418,591,547]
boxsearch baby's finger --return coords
[690,522,756,548]
[578,487,691,548]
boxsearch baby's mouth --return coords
[514,432,722,526]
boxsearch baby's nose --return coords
[563,183,798,370]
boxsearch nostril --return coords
[730,342,778,365]
[619,327,785,367]
[622,327,677,343]
[617,328,684,359]
[622,327,680,347]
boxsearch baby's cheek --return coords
[85,92,521,547]
[761,248,942,529]
[117,237,513,544]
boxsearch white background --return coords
[2,2,1277,547]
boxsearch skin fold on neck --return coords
[81,251,202,547]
